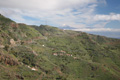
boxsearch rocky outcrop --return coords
[0,53,19,66]
[10,22,18,28]
[10,39,16,46]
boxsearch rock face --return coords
[10,22,18,28]
[10,39,16,45]
[0,53,19,66]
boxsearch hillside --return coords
[0,14,120,80]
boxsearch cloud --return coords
[0,0,98,27]
[93,21,110,28]
[0,0,119,30]
[0,0,97,10]
[98,0,107,5]
[94,13,120,21]
[73,28,120,32]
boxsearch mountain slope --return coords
[0,14,120,80]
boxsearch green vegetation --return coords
[0,14,120,80]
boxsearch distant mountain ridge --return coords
[59,25,76,30]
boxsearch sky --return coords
[0,0,120,38]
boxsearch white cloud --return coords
[93,21,110,28]
[0,0,97,10]
[0,0,98,28]
[73,28,120,32]
[94,14,120,21]
[0,0,119,30]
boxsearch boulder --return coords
[10,39,16,45]
[0,45,5,48]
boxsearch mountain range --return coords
[0,14,120,80]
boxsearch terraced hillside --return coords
[0,14,120,80]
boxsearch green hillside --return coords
[0,14,120,80]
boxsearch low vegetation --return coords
[0,14,120,80]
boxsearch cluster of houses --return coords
[52,50,79,60]
[53,50,71,56]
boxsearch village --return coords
[52,50,79,60]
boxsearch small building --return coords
[31,67,37,71]
[60,50,66,53]
[73,57,78,59]
[66,54,71,56]
[28,66,37,71]
[53,53,58,56]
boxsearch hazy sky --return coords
[0,0,120,38]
